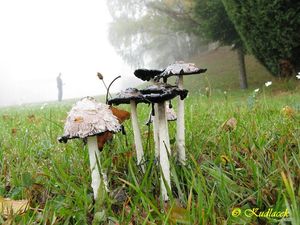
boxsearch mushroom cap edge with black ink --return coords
[58,96,121,199]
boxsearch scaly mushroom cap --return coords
[58,97,121,143]
[107,88,148,105]
[140,83,188,103]
[154,61,207,81]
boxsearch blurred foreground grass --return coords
[0,83,300,224]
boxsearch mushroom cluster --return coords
[109,61,206,201]
[58,61,206,202]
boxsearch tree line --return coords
[106,0,300,89]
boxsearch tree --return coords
[222,0,300,77]
[107,0,206,68]
[192,0,248,89]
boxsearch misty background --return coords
[1,0,298,107]
[0,0,141,107]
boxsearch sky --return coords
[0,0,142,107]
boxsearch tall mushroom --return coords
[146,103,177,158]
[154,62,207,164]
[140,83,188,201]
[134,69,164,159]
[107,88,148,170]
[58,97,121,200]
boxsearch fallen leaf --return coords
[221,155,230,164]
[164,203,189,224]
[221,117,237,131]
[110,106,130,123]
[2,114,10,120]
[97,131,113,151]
[11,128,17,135]
[168,205,189,224]
[0,197,29,218]
[281,106,295,118]
[27,114,36,122]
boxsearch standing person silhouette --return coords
[57,73,63,101]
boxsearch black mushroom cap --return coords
[107,88,149,105]
[154,62,207,82]
[58,132,104,144]
[134,69,164,81]
[140,83,188,103]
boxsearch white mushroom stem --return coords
[150,79,160,159]
[130,100,145,171]
[87,136,108,200]
[157,102,171,201]
[152,103,160,159]
[177,75,186,164]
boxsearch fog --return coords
[0,0,142,107]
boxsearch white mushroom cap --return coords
[59,97,121,141]
[164,61,201,74]
[154,61,207,82]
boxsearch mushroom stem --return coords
[150,79,160,160]
[176,75,186,164]
[153,103,160,159]
[157,102,171,201]
[130,100,145,171]
[87,136,107,200]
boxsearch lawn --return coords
[0,81,299,224]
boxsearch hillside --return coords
[171,47,274,93]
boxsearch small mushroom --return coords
[108,88,148,170]
[146,102,177,125]
[134,69,165,163]
[58,97,121,200]
[140,83,188,201]
[154,62,207,164]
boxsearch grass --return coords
[178,47,290,93]
[0,81,299,224]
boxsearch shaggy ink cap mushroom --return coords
[58,96,121,199]
[107,87,148,170]
[152,62,206,166]
[134,69,164,81]
[139,83,188,201]
[154,61,207,82]
[107,88,148,105]
[140,83,188,103]
[58,96,121,143]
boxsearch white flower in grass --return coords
[254,88,260,93]
[265,81,272,87]
[296,73,300,79]
[40,103,48,110]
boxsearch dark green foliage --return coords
[222,0,300,76]
[192,0,248,89]
[192,0,242,47]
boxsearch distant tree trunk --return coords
[237,47,248,89]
